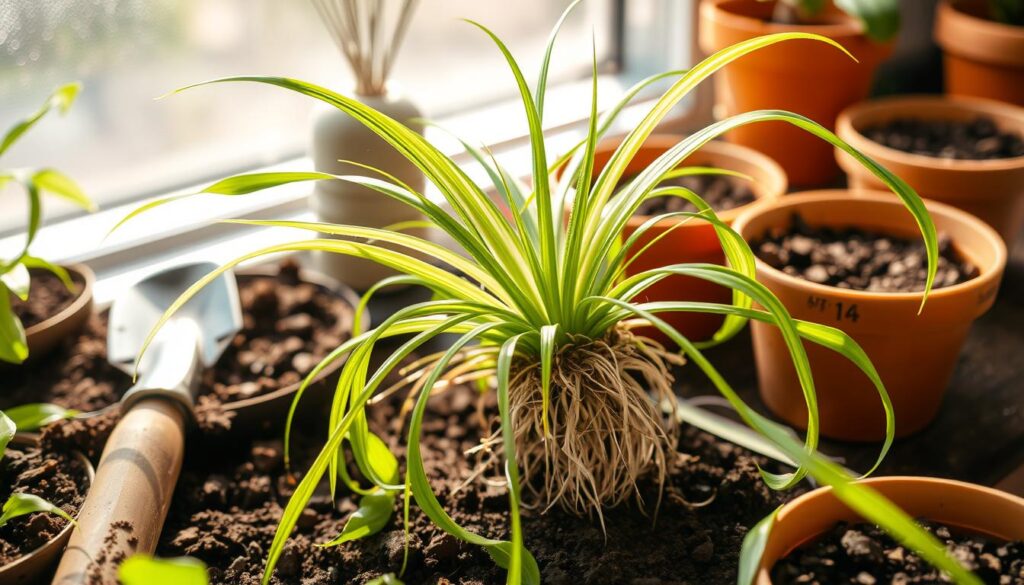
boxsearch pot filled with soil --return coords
[10,264,94,363]
[935,0,1024,106]
[698,0,893,187]
[734,190,1006,441]
[212,261,360,433]
[585,135,787,342]
[836,95,1024,244]
[757,476,1024,584]
[0,434,94,584]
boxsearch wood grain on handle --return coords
[52,399,186,585]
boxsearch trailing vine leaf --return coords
[318,489,395,547]
[0,492,75,529]
[119,554,209,585]
[4,403,79,431]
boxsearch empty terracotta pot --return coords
[698,0,893,187]
[756,476,1024,584]
[585,135,787,343]
[24,264,94,361]
[836,95,1024,244]
[0,435,94,584]
[935,0,1024,106]
[733,191,1006,441]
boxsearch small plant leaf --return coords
[0,411,15,455]
[737,507,779,585]
[0,82,81,158]
[834,0,900,42]
[33,168,96,212]
[119,554,209,585]
[4,403,78,431]
[0,492,75,529]
[366,574,404,585]
[0,281,28,364]
[318,489,395,547]
[1,264,30,301]
[21,256,75,291]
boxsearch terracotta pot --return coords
[222,265,361,434]
[836,95,1024,244]
[935,0,1024,106]
[732,191,1006,441]
[583,135,787,343]
[698,0,893,187]
[756,476,1024,584]
[0,435,94,584]
[23,264,94,361]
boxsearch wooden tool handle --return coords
[52,398,186,585]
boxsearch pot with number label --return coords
[733,191,1006,441]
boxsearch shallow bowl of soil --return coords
[733,190,1006,441]
[698,0,893,186]
[756,476,1024,584]
[579,134,787,342]
[13,264,94,363]
[0,434,94,584]
[935,0,1024,106]
[836,95,1024,243]
[213,261,361,434]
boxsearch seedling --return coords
[123,4,979,584]
[0,410,76,530]
[0,83,95,364]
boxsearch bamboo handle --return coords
[52,398,186,585]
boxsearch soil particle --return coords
[87,520,137,584]
[772,520,1024,584]
[158,382,797,584]
[0,441,89,567]
[40,406,121,462]
[752,213,978,292]
[861,116,1024,160]
[10,269,81,329]
[626,170,756,216]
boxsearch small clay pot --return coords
[0,435,94,584]
[836,95,1024,244]
[698,0,893,187]
[935,0,1024,106]
[584,135,787,343]
[756,476,1024,584]
[222,265,362,433]
[732,191,1006,441]
[23,264,94,362]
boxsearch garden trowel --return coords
[52,262,241,584]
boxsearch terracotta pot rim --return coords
[837,95,1024,173]
[700,0,865,41]
[935,0,1024,66]
[732,190,1007,302]
[220,265,362,416]
[757,476,1024,583]
[591,135,788,228]
[23,263,95,339]
[0,434,95,579]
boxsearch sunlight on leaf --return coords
[119,555,209,585]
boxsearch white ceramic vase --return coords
[309,88,426,290]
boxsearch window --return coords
[0,0,622,233]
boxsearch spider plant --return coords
[763,0,900,41]
[0,83,95,364]
[121,4,978,584]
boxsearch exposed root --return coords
[498,326,683,521]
